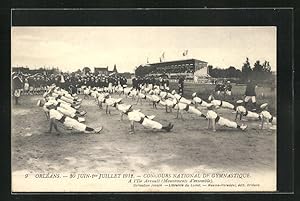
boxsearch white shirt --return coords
[49,109,64,120]
[152,95,160,102]
[127,110,143,122]
[193,97,208,106]
[206,110,218,119]
[174,94,181,100]
[260,111,272,120]
[116,104,131,113]
[165,99,174,107]
[236,105,247,114]
[211,100,221,106]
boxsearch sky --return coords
[11,27,276,73]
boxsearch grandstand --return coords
[135,58,209,80]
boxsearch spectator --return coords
[12,72,23,105]
[244,79,257,111]
[178,77,185,95]
[225,81,232,96]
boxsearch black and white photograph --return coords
[11,25,278,192]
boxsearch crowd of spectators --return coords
[11,71,128,104]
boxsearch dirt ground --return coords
[11,94,276,175]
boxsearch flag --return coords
[159,57,162,62]
[183,50,188,56]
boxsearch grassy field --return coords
[127,79,276,114]
[12,93,276,191]
[168,81,276,114]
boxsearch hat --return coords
[208,95,214,101]
[236,100,243,104]
[260,103,268,109]
[171,90,176,95]
[192,92,197,97]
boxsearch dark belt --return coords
[184,105,189,111]
[138,117,145,124]
[57,95,62,99]
[156,100,160,104]
[269,116,273,123]
[219,100,223,106]
[178,96,182,101]
[143,96,147,99]
[215,116,220,123]
[57,102,61,107]
[124,107,131,115]
[103,98,106,103]
[199,100,203,104]
[59,115,66,123]
[172,103,177,108]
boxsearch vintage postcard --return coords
[11,26,277,192]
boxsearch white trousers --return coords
[246,111,260,119]
[142,118,163,130]
[64,117,86,132]
[244,96,256,103]
[218,117,238,128]
[188,106,203,116]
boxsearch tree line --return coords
[209,58,274,84]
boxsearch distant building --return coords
[94,65,120,76]
[135,58,209,80]
[94,67,109,75]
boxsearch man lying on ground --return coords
[41,103,102,134]
[192,92,209,108]
[206,104,247,132]
[168,98,207,120]
[235,100,261,121]
[114,103,173,134]
[37,99,86,122]
[171,90,193,105]
[208,95,236,110]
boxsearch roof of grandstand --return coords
[148,58,207,65]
